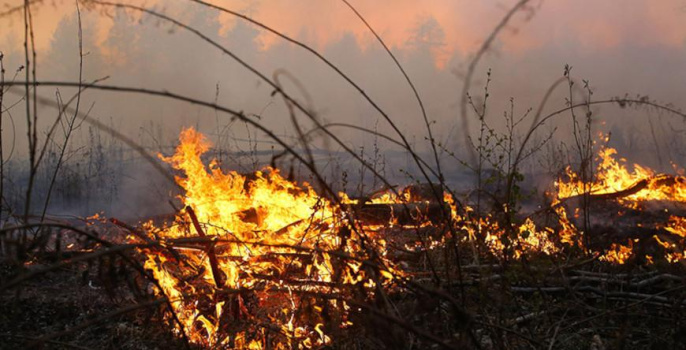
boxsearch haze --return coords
[0,0,685,215]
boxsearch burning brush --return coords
[126,128,408,348]
[117,129,686,348]
[554,145,686,263]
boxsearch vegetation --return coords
[1,1,686,349]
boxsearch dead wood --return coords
[186,206,225,288]
[562,174,685,203]
[110,217,155,243]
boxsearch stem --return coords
[40,0,84,221]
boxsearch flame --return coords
[665,215,686,238]
[451,142,686,264]
[129,130,686,347]
[552,144,686,263]
[456,211,561,259]
[136,128,402,348]
[599,241,634,264]
[656,216,686,262]
[556,147,686,206]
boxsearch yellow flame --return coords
[137,128,404,348]
[134,130,686,348]
[556,147,686,205]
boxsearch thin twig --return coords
[40,0,85,221]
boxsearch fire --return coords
[657,216,686,262]
[128,129,686,347]
[135,128,402,348]
[453,142,686,265]
[597,241,633,264]
[556,147,686,207]
[455,210,560,259]
[665,215,686,238]
[552,144,686,264]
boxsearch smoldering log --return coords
[399,183,446,202]
[352,183,446,203]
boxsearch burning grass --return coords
[3,128,686,349]
[134,128,404,348]
[131,129,686,347]
[1,0,686,347]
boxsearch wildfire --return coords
[128,130,686,347]
[556,147,686,207]
[553,144,686,264]
[453,142,686,265]
[135,128,402,348]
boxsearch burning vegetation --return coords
[2,1,686,349]
[4,124,686,348]
[100,128,686,348]
[136,128,403,348]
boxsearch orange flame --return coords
[131,130,686,347]
[453,142,686,264]
[556,147,686,206]
[553,144,686,263]
[137,128,401,348]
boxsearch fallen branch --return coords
[186,206,225,288]
[559,174,685,203]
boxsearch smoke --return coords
[0,0,684,217]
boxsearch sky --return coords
[1,0,686,176]
[4,1,686,63]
